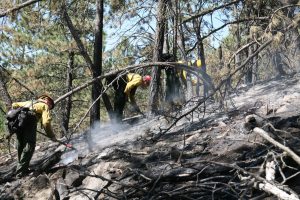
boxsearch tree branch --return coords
[182,0,241,24]
[0,0,43,18]
[253,127,300,166]
[61,4,94,69]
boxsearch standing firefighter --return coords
[7,95,58,177]
[107,73,151,122]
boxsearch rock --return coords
[31,188,53,200]
[50,168,65,183]
[276,104,295,113]
[70,162,118,199]
[108,168,122,179]
[32,174,50,190]
[65,171,83,187]
[56,177,68,199]
[23,174,54,200]
[244,114,264,131]
[283,93,300,103]
[169,146,181,161]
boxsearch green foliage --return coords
[0,103,6,138]
[0,112,5,133]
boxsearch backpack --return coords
[6,103,36,135]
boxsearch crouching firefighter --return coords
[6,95,58,178]
[106,73,151,122]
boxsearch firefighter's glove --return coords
[65,143,73,148]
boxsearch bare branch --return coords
[253,127,300,166]
[182,0,241,24]
[0,0,43,18]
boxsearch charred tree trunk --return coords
[197,40,208,97]
[234,3,241,81]
[149,0,168,115]
[62,1,112,129]
[164,0,181,108]
[253,43,259,83]
[177,4,191,100]
[172,0,178,61]
[218,46,223,68]
[245,40,253,85]
[273,50,286,77]
[61,51,74,135]
[90,0,104,126]
[244,10,253,85]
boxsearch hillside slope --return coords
[1,73,300,199]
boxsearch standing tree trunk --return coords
[234,4,241,84]
[273,49,286,77]
[90,0,104,126]
[62,0,112,132]
[149,0,168,115]
[197,40,208,97]
[244,9,253,85]
[164,0,181,108]
[61,51,74,136]
[245,40,253,85]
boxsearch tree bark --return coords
[244,42,253,84]
[273,50,286,77]
[61,51,74,135]
[149,0,168,115]
[90,0,104,126]
[62,1,113,127]
[0,0,43,18]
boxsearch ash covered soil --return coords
[1,73,300,199]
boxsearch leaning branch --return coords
[61,4,94,69]
[0,0,43,18]
[253,127,300,166]
[182,0,241,24]
[187,17,268,54]
[54,62,214,104]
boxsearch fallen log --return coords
[256,182,299,200]
[253,127,300,166]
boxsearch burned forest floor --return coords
[2,73,300,199]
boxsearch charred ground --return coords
[1,73,300,199]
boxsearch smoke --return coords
[60,150,78,165]
[88,121,136,150]
[58,117,154,165]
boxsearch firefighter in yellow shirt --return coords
[11,95,58,177]
[107,73,151,121]
[179,59,201,86]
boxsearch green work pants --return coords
[16,115,37,174]
[107,74,128,121]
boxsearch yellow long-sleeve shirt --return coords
[12,101,55,139]
[179,60,201,85]
[124,73,143,105]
